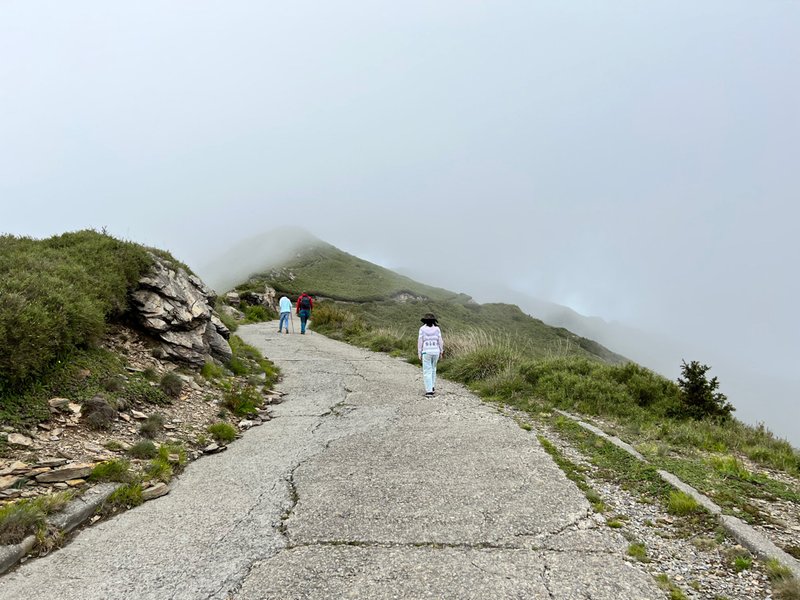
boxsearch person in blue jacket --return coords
[278,295,292,334]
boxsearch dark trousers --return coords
[299,309,310,333]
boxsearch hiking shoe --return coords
[424,392,434,397]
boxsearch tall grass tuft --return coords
[0,493,72,545]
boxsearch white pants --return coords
[422,351,440,393]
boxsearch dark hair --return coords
[422,319,436,326]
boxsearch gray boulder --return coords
[239,291,265,306]
[130,255,232,366]
[240,285,278,312]
[218,304,244,321]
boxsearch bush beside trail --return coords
[0,231,158,389]
[0,230,205,426]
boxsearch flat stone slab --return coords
[36,463,94,483]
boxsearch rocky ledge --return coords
[130,255,232,366]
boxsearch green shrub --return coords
[207,422,237,444]
[82,396,119,430]
[767,559,791,579]
[667,490,702,516]
[242,305,273,323]
[139,414,165,439]
[128,440,158,459]
[732,556,752,572]
[201,362,225,380]
[158,443,187,466]
[0,231,153,389]
[226,335,281,384]
[367,334,401,353]
[123,376,170,405]
[90,459,133,483]
[709,455,753,481]
[227,357,249,376]
[654,574,688,600]
[221,385,262,416]
[105,483,143,510]
[609,362,681,409]
[673,360,734,421]
[307,303,351,329]
[440,346,518,384]
[627,542,649,562]
[0,346,122,427]
[159,372,183,399]
[146,457,173,483]
[474,366,532,401]
[217,312,239,332]
[102,375,126,392]
[143,367,159,382]
[261,359,281,388]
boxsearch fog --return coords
[1,2,798,443]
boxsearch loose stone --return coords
[0,461,29,476]
[36,458,68,468]
[48,398,70,412]
[142,483,170,501]
[36,464,94,483]
[0,476,21,491]
[7,434,34,448]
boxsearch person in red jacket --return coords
[296,292,313,334]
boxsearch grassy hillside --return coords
[237,241,472,304]
[237,241,624,364]
[234,240,799,491]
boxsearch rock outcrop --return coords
[238,285,278,312]
[130,256,232,366]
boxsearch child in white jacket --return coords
[418,312,444,397]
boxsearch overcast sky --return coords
[1,1,798,441]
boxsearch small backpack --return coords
[299,296,311,310]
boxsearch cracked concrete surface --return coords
[0,323,661,599]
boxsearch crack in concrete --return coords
[276,433,343,545]
[283,539,619,556]
[217,377,356,599]
[528,507,593,546]
[277,465,301,540]
[542,558,557,600]
[196,479,283,599]
[289,539,523,551]
[469,559,512,579]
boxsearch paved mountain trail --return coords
[0,323,661,599]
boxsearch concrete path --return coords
[0,323,661,599]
